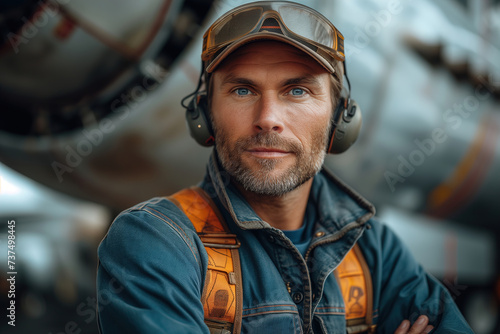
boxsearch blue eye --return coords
[235,88,251,96]
[290,88,305,96]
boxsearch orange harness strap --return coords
[168,187,242,334]
[169,187,374,334]
[335,244,376,334]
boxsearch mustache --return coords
[235,132,302,153]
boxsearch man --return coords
[97,2,473,333]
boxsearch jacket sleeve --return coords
[360,220,474,334]
[96,208,210,334]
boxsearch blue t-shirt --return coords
[282,198,316,256]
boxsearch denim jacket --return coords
[97,153,473,333]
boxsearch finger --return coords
[408,315,429,334]
[394,319,410,334]
[424,325,434,333]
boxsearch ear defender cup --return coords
[327,98,362,154]
[185,93,215,147]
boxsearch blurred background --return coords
[0,0,499,332]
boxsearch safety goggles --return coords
[202,1,345,73]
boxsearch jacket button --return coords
[292,292,304,304]
[315,231,325,238]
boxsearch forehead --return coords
[215,40,327,74]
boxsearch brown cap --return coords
[205,31,339,75]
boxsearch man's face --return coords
[210,41,334,197]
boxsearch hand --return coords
[394,315,434,334]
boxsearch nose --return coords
[253,94,285,133]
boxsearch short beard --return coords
[214,124,330,197]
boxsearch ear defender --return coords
[185,92,215,147]
[182,63,361,152]
[327,97,362,154]
[184,91,362,152]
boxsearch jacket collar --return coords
[204,151,376,231]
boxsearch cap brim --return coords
[205,32,336,74]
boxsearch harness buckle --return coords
[200,233,241,249]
